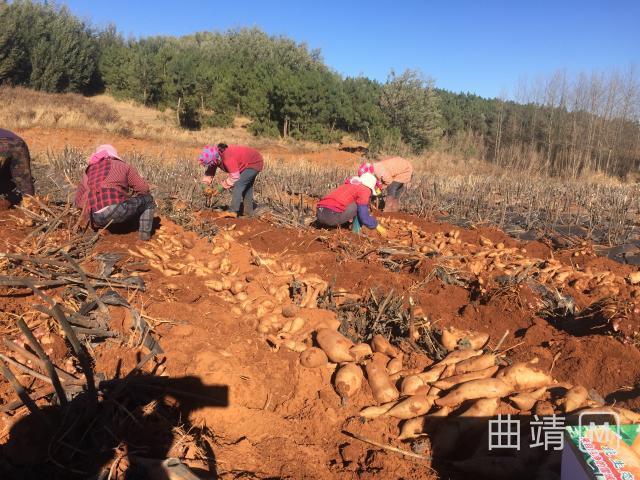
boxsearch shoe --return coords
[219,211,238,219]
[139,232,151,241]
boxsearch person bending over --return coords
[358,157,413,212]
[199,143,264,217]
[316,172,387,236]
[74,145,155,240]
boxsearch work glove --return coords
[376,224,388,237]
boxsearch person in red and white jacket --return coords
[316,172,387,235]
[74,145,155,240]
[199,143,264,217]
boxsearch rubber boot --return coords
[384,197,400,213]
[351,216,361,234]
[242,201,254,217]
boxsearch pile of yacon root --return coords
[129,227,334,353]
[132,223,640,467]
[379,217,640,296]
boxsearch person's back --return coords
[318,183,371,212]
[316,174,386,234]
[199,143,264,217]
[75,145,155,240]
[376,157,413,184]
[222,145,264,173]
[80,157,142,213]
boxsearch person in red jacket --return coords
[316,172,387,235]
[199,143,264,217]
[74,145,155,240]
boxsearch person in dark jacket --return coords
[0,129,35,204]
[199,143,264,217]
[74,145,155,240]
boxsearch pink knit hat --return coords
[89,144,121,164]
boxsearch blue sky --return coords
[61,0,639,99]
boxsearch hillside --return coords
[2,0,639,178]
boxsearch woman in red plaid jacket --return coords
[74,145,156,240]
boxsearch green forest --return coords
[1,0,639,177]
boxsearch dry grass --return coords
[38,147,640,246]
[0,86,330,153]
[6,86,637,245]
[0,86,123,132]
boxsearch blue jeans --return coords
[230,168,259,215]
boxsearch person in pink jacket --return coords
[358,157,413,212]
[199,143,264,217]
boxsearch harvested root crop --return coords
[437,349,482,367]
[441,326,489,351]
[397,406,452,440]
[400,375,430,396]
[371,334,401,357]
[436,378,512,407]
[563,385,589,413]
[334,363,364,403]
[386,354,403,376]
[300,347,328,368]
[454,353,496,375]
[360,402,396,419]
[282,339,307,352]
[366,353,399,404]
[316,328,355,363]
[432,365,499,390]
[384,394,434,420]
[281,304,299,318]
[459,397,500,417]
[349,343,373,362]
[497,362,553,390]
[509,387,547,411]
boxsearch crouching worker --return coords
[199,143,264,217]
[359,156,413,212]
[316,172,387,236]
[74,145,155,240]
[0,129,35,205]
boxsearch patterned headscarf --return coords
[199,145,222,167]
[357,162,382,189]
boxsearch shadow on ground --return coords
[0,372,229,479]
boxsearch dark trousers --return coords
[387,181,405,199]
[0,137,34,202]
[316,203,358,227]
[91,194,156,235]
[230,168,259,215]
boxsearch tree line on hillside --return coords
[1,0,639,177]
